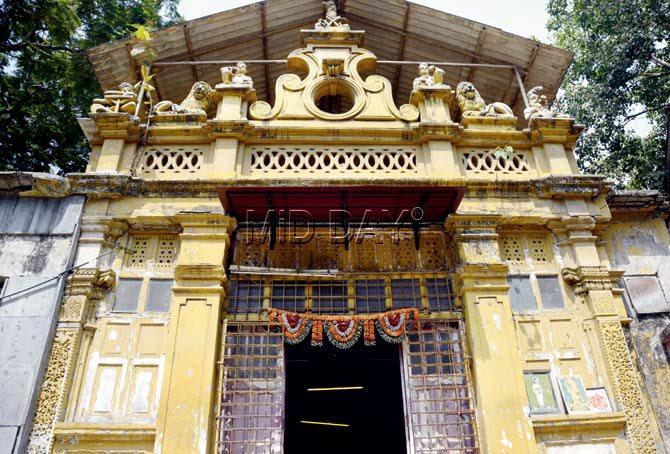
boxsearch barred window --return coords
[311,280,348,313]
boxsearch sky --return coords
[178,0,553,43]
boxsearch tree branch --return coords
[651,56,670,69]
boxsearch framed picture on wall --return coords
[586,388,613,412]
[523,371,560,414]
[558,375,591,414]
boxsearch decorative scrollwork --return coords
[461,147,530,174]
[140,147,204,174]
[249,146,419,175]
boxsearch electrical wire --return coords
[0,245,125,304]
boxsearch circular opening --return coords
[313,83,355,115]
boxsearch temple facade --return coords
[15,1,670,453]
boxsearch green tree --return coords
[0,0,181,173]
[547,0,670,191]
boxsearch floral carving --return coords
[26,330,77,454]
[598,320,655,453]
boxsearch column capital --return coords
[561,266,624,295]
[546,216,597,242]
[91,112,140,141]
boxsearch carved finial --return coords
[524,86,568,120]
[413,63,447,90]
[220,61,254,88]
[315,0,349,30]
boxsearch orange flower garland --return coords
[268,308,419,349]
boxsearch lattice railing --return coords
[460,148,531,175]
[139,146,204,174]
[246,146,422,176]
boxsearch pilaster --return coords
[562,266,655,454]
[446,215,537,454]
[155,213,236,454]
[552,213,656,453]
[25,268,116,454]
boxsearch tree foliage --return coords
[547,0,670,191]
[0,0,181,173]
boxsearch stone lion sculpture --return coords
[153,81,213,116]
[456,81,514,118]
[90,82,138,114]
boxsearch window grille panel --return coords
[125,236,150,268]
[355,278,387,313]
[403,321,478,453]
[228,279,264,314]
[271,281,306,312]
[311,280,348,313]
[426,277,455,312]
[218,324,284,454]
[392,278,422,308]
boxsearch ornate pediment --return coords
[249,2,418,123]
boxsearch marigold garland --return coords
[268,308,419,349]
[324,319,363,349]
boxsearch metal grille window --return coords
[218,324,285,454]
[426,277,455,312]
[271,281,306,311]
[392,278,422,308]
[228,279,264,314]
[403,321,477,453]
[311,280,348,313]
[355,278,387,313]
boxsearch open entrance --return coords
[284,340,407,453]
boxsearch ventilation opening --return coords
[314,83,355,115]
[284,340,407,453]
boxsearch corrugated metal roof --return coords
[87,0,573,116]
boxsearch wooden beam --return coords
[154,14,323,63]
[465,26,486,82]
[393,3,411,105]
[260,2,272,104]
[182,24,200,83]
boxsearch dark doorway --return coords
[284,340,407,453]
